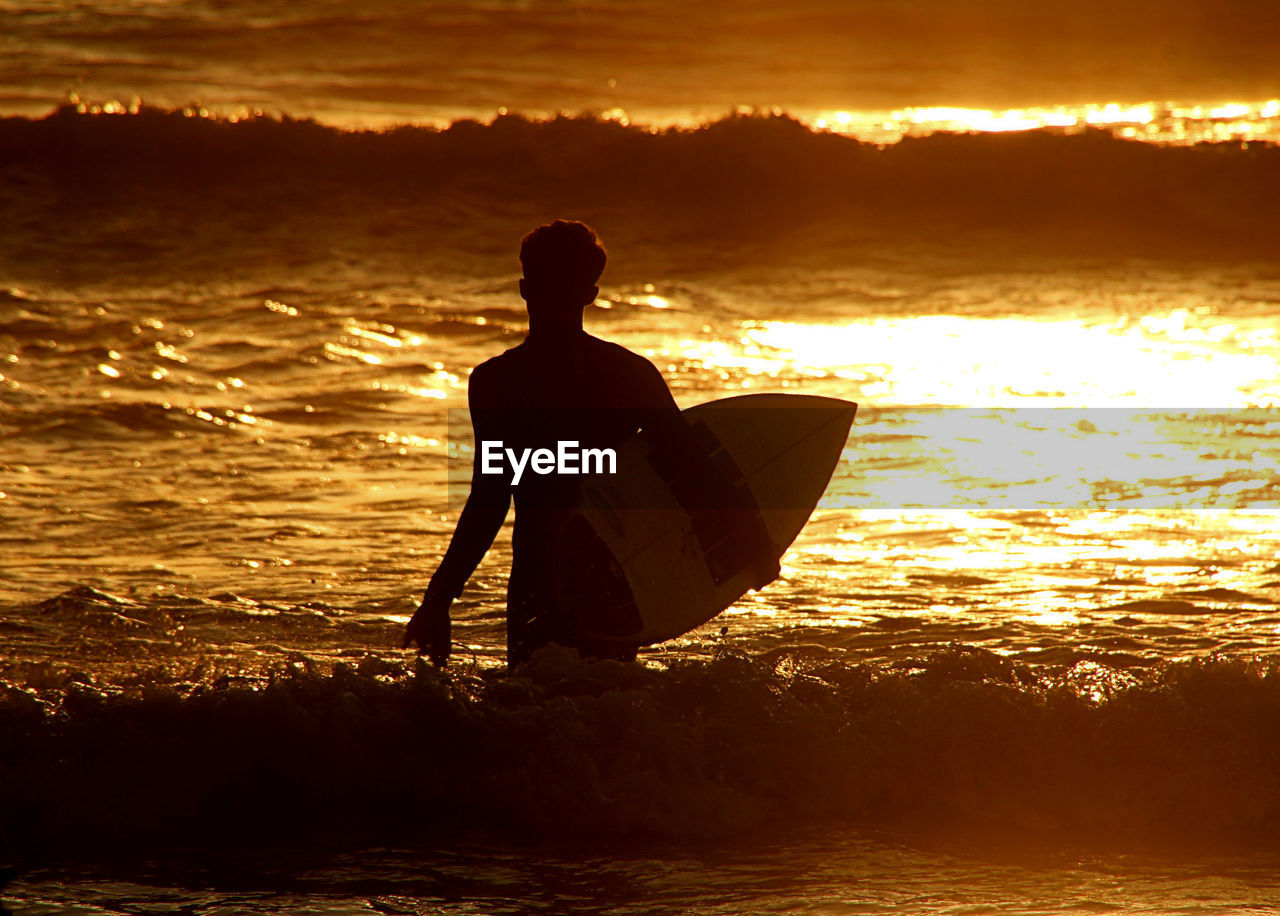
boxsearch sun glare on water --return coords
[808,99,1280,145]
[730,313,1278,407]
[674,310,1280,520]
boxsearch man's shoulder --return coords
[471,343,528,377]
[585,335,659,373]
[467,345,530,406]
[583,335,675,409]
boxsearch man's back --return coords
[471,331,674,440]
[470,331,679,661]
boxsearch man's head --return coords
[519,220,607,318]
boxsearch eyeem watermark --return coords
[480,440,617,485]
[448,406,1280,511]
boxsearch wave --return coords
[0,400,254,439]
[3,639,1279,861]
[1,106,1277,282]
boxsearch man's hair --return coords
[519,220,607,288]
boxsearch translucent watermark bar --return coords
[829,407,1279,511]
[444,407,1280,512]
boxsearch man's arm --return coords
[403,368,511,664]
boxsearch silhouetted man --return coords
[403,221,683,666]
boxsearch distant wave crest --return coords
[1,106,1277,279]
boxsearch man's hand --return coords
[749,554,781,591]
[403,591,452,667]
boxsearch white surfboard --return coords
[552,393,856,645]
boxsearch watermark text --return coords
[480,440,617,485]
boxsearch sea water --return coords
[4,3,1280,913]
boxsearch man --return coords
[403,220,684,666]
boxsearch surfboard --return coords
[552,393,856,646]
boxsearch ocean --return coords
[3,1,1280,913]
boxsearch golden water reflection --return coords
[76,91,1280,147]
[732,314,1279,407]
[786,507,1280,628]
[809,99,1280,145]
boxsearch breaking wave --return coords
[2,106,1277,283]
[3,640,1279,860]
